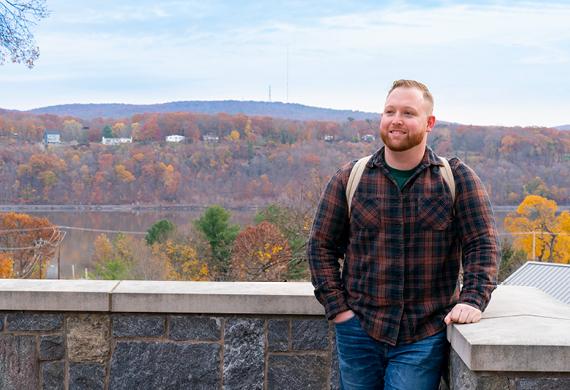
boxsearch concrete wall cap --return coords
[448,285,570,372]
[0,279,119,311]
[111,281,323,315]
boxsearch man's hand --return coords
[333,310,355,324]
[444,303,482,325]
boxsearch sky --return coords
[1,0,570,127]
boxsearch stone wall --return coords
[0,281,568,389]
[0,311,338,389]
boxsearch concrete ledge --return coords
[0,280,324,316]
[448,285,570,372]
[0,279,119,311]
[111,281,324,315]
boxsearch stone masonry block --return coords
[292,318,329,350]
[40,335,65,361]
[516,378,570,390]
[69,363,105,390]
[268,319,289,352]
[109,341,221,389]
[42,361,64,390]
[330,328,340,390]
[449,349,513,390]
[112,314,165,337]
[224,318,264,390]
[168,315,221,341]
[268,355,328,390]
[67,314,110,363]
[0,335,39,390]
[7,312,63,331]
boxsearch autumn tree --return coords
[0,252,14,278]
[230,221,290,281]
[0,212,62,278]
[151,240,209,281]
[62,119,83,142]
[504,195,570,263]
[254,204,310,279]
[0,0,49,67]
[91,233,134,280]
[194,205,239,279]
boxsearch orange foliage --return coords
[0,253,14,278]
[230,221,290,281]
[0,212,61,278]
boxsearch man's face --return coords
[380,87,435,152]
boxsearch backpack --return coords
[346,155,456,216]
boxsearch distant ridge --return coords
[555,124,570,131]
[27,100,379,122]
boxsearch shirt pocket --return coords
[417,196,453,230]
[350,195,383,231]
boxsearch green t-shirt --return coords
[387,165,417,189]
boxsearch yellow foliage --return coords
[229,130,240,141]
[0,253,14,278]
[155,240,209,281]
[244,119,255,140]
[504,195,570,263]
[114,164,136,183]
[93,234,113,264]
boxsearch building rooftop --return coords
[502,261,570,304]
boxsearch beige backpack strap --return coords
[438,156,455,203]
[346,155,372,216]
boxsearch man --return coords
[308,80,499,389]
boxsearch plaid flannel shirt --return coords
[308,147,499,345]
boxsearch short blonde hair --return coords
[388,79,434,114]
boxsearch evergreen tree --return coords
[145,219,175,246]
[194,205,240,279]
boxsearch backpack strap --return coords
[346,154,456,217]
[438,156,456,204]
[346,155,372,217]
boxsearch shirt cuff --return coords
[314,289,350,320]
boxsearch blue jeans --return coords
[335,315,448,390]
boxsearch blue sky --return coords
[1,0,569,127]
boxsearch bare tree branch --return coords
[0,0,48,68]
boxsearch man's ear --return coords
[426,115,436,133]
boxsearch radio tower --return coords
[286,47,289,103]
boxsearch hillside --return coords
[1,109,569,206]
[26,101,379,122]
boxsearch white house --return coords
[166,135,185,143]
[102,137,132,145]
[203,134,220,143]
[44,130,62,144]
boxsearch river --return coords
[3,205,566,279]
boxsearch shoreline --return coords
[0,204,263,212]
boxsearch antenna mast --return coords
[286,47,289,103]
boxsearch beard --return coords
[380,129,425,152]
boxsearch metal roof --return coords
[502,261,570,305]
